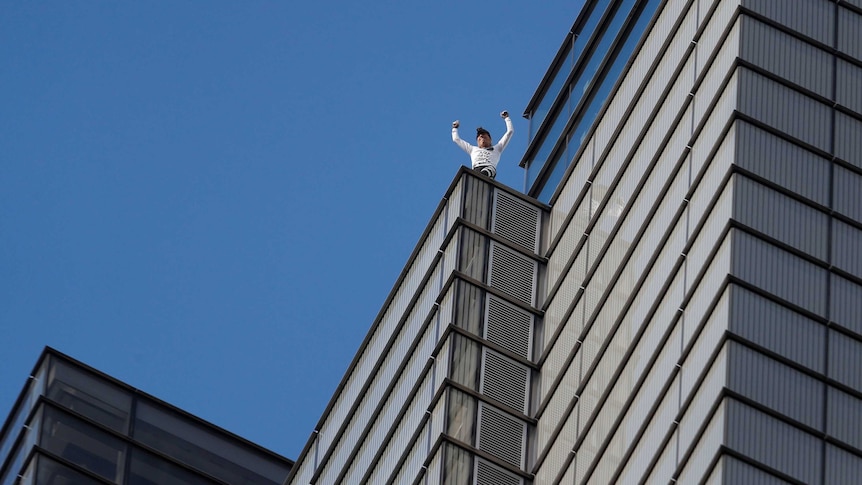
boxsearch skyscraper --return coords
[0,348,293,485]
[288,0,862,483]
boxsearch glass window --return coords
[44,357,131,434]
[530,40,572,140]
[527,102,571,189]
[442,443,473,485]
[458,228,487,281]
[0,359,48,465]
[462,175,491,228]
[449,334,481,391]
[129,446,217,485]
[530,0,609,139]
[446,389,476,446]
[133,401,287,485]
[40,405,126,483]
[0,386,35,472]
[0,406,42,485]
[454,280,484,336]
[536,0,662,202]
[29,453,104,485]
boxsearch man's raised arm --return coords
[496,111,514,151]
[451,119,472,153]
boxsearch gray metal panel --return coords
[491,190,541,253]
[732,175,829,260]
[480,348,529,413]
[474,458,522,485]
[741,0,834,45]
[826,387,862,450]
[837,59,862,116]
[488,242,536,307]
[831,274,862,336]
[838,7,862,62]
[734,121,830,205]
[729,285,825,372]
[825,444,862,485]
[737,69,832,152]
[723,455,794,484]
[832,220,862,279]
[731,231,828,317]
[726,399,823,485]
[833,166,862,224]
[739,15,833,99]
[476,403,526,468]
[485,295,533,360]
[727,343,824,430]
[828,330,862,394]
[835,112,862,170]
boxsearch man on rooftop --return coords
[451,110,514,179]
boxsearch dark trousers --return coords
[473,166,496,179]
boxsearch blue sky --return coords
[1,2,583,459]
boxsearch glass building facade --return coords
[288,0,862,483]
[0,348,292,485]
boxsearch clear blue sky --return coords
[1,2,583,459]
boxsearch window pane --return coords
[454,280,484,336]
[40,406,126,483]
[45,358,131,434]
[133,401,287,485]
[129,447,216,485]
[32,453,104,485]
[450,335,481,391]
[458,228,487,281]
[446,389,476,445]
[442,443,473,485]
[0,406,43,485]
[537,0,662,202]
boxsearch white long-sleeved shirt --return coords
[452,117,514,172]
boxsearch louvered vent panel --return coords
[488,243,536,306]
[477,403,526,468]
[480,348,530,413]
[474,458,523,485]
[492,191,540,252]
[485,295,533,360]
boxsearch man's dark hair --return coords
[476,127,490,138]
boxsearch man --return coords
[451,111,514,179]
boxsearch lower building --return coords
[0,347,292,485]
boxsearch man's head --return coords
[476,127,492,148]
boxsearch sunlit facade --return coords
[288,0,862,483]
[522,0,862,481]
[0,348,293,485]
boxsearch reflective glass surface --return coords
[526,1,609,175]
[45,357,131,434]
[0,377,39,474]
[533,1,605,132]
[27,453,104,485]
[0,407,42,485]
[129,447,216,485]
[533,0,662,201]
[446,389,476,445]
[530,41,572,141]
[40,405,127,483]
[134,401,284,485]
[441,443,472,485]
[0,362,47,471]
